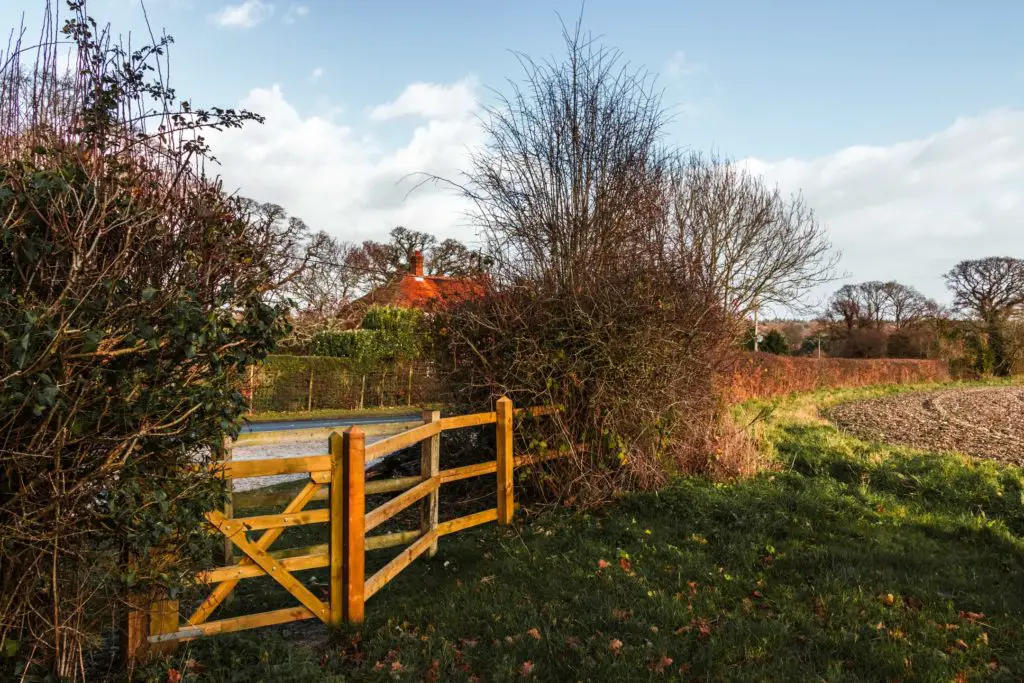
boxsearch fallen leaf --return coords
[688,581,698,596]
[978,632,989,645]
[612,608,632,621]
[903,596,923,611]
[527,628,541,641]
[881,593,895,606]
[959,611,985,623]
[619,557,634,574]
[954,639,969,651]
[697,618,712,639]
[597,559,611,569]
[166,670,181,683]
[649,655,674,673]
[460,638,479,649]
[520,660,534,676]
[609,638,623,654]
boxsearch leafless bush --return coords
[431,19,746,507]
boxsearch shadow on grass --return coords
[160,421,1024,683]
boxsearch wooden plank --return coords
[232,474,419,509]
[189,481,322,625]
[198,546,329,583]
[513,450,572,467]
[438,412,496,430]
[229,421,420,449]
[514,405,561,417]
[152,606,317,643]
[200,531,417,585]
[439,460,497,484]
[229,507,329,531]
[365,475,422,496]
[495,397,514,525]
[342,428,366,623]
[368,529,422,551]
[218,455,330,480]
[364,529,438,600]
[329,432,344,625]
[207,511,329,623]
[437,508,498,536]
[148,599,179,655]
[364,476,439,533]
[420,410,441,558]
[363,421,442,461]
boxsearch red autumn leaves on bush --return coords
[726,352,950,403]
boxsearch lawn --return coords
[153,384,1024,682]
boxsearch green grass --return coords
[245,405,434,424]
[156,383,1023,682]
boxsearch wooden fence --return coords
[127,397,560,660]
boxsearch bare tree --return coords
[944,256,1024,375]
[670,152,838,316]
[881,281,931,329]
[435,16,744,504]
[288,232,366,318]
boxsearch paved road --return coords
[232,414,418,492]
[240,413,418,434]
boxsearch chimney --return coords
[411,250,424,277]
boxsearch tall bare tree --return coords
[670,152,838,316]
[944,256,1024,375]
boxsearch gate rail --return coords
[129,397,562,658]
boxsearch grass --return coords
[245,405,434,424]
[152,382,1023,682]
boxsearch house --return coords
[353,250,487,314]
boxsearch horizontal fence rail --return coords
[128,398,566,660]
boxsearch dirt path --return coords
[826,386,1024,466]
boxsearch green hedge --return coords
[309,306,424,368]
[248,354,439,413]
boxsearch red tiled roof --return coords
[358,273,487,311]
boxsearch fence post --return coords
[359,374,366,410]
[307,363,315,412]
[420,410,441,557]
[496,396,514,525]
[219,436,234,565]
[148,596,179,656]
[333,428,365,624]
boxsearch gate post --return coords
[495,396,514,525]
[420,410,441,557]
[331,428,365,624]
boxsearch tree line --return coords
[812,257,1024,376]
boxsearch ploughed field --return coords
[827,386,1024,465]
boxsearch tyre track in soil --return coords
[826,386,1024,467]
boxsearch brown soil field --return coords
[827,386,1024,466]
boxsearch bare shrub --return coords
[431,19,742,506]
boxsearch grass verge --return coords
[148,382,1023,682]
[244,405,436,424]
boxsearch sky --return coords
[4,0,1024,313]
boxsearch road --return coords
[240,413,419,434]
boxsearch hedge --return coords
[246,354,440,413]
[725,352,950,403]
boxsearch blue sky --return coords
[5,0,1024,309]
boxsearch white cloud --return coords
[309,67,324,83]
[369,78,478,121]
[210,0,274,29]
[283,3,309,24]
[209,82,483,245]
[739,109,1024,306]
[664,51,703,79]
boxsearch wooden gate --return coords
[130,397,561,657]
